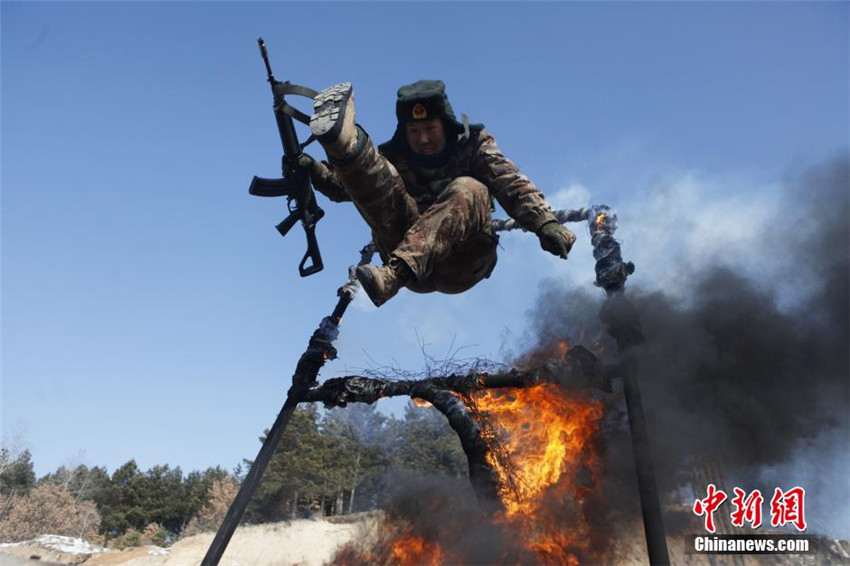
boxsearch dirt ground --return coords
[0,517,367,566]
[2,515,848,566]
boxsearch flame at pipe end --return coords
[595,212,607,230]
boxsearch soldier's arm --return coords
[469,130,557,232]
[298,155,352,203]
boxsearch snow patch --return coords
[33,535,106,555]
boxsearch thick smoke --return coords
[523,155,849,538]
[330,157,847,566]
[333,470,540,565]
[380,470,532,564]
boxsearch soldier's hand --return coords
[297,153,318,170]
[297,153,332,178]
[537,221,576,259]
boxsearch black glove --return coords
[537,221,576,259]
[297,153,318,170]
[296,153,328,183]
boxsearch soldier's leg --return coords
[393,176,497,292]
[310,83,418,254]
[335,141,420,256]
[354,177,495,306]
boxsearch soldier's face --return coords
[405,118,447,155]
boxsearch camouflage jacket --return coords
[310,128,558,233]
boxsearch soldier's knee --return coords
[440,176,489,204]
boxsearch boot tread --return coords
[310,82,353,140]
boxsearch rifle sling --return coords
[274,82,320,100]
[271,82,323,145]
[278,101,312,126]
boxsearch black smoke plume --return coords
[524,155,849,537]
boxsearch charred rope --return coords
[301,352,614,409]
[417,389,503,513]
[493,206,635,292]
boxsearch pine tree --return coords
[387,402,467,478]
[246,406,330,522]
[95,459,141,535]
[322,404,388,514]
[0,448,36,498]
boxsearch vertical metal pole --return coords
[600,292,671,566]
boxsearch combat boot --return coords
[355,257,414,307]
[310,82,364,163]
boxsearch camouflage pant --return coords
[335,140,498,294]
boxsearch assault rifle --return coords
[249,37,325,276]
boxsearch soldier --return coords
[301,80,576,307]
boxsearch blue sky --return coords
[2,0,847,529]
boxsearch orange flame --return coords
[390,534,443,566]
[471,386,602,516]
[412,398,432,408]
[394,386,604,565]
[333,348,605,566]
[556,340,569,361]
[516,340,570,372]
[595,213,607,230]
[495,386,600,563]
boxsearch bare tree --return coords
[0,482,101,542]
[183,478,239,537]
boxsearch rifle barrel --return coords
[257,37,275,83]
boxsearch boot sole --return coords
[355,265,386,307]
[310,82,353,143]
